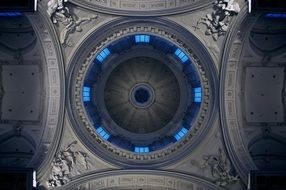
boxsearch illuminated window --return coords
[265,13,286,18]
[194,87,202,103]
[135,35,150,43]
[96,48,111,62]
[0,12,22,17]
[175,48,188,63]
[174,127,188,141]
[134,146,150,153]
[83,86,91,102]
[96,127,110,140]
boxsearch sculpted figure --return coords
[196,0,240,40]
[47,0,97,45]
[47,141,89,187]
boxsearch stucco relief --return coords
[166,12,221,62]
[69,0,213,16]
[195,0,240,40]
[47,141,89,187]
[74,0,196,11]
[57,170,223,190]
[191,148,239,186]
[47,0,98,46]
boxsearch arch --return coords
[69,0,215,17]
[23,4,65,176]
[58,169,223,190]
[219,5,259,183]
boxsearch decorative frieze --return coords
[24,12,63,169]
[57,170,223,190]
[195,0,240,40]
[219,11,259,183]
[47,141,89,187]
[47,0,98,46]
[192,148,239,186]
[70,0,206,16]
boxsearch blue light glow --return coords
[0,12,22,17]
[134,146,150,153]
[135,35,150,43]
[174,127,188,141]
[83,86,91,102]
[96,48,111,62]
[194,87,202,103]
[265,13,286,18]
[175,48,188,63]
[83,92,89,97]
[83,86,90,92]
[96,127,110,140]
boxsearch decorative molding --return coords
[219,7,258,183]
[202,38,220,61]
[195,0,240,41]
[47,141,89,187]
[69,0,215,17]
[25,4,65,177]
[58,169,223,190]
[191,148,239,186]
[47,0,98,46]
[47,0,68,18]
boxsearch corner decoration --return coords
[191,148,239,186]
[47,0,98,46]
[47,141,89,187]
[195,0,240,40]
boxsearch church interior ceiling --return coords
[0,0,285,189]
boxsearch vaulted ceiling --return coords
[0,0,285,190]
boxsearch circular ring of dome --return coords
[86,36,189,147]
[67,18,218,167]
[101,53,183,137]
[130,83,155,108]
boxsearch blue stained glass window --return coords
[96,48,111,62]
[194,87,202,103]
[83,92,90,97]
[174,127,188,141]
[96,126,110,140]
[83,86,90,92]
[134,146,150,153]
[135,35,150,43]
[83,96,90,102]
[83,86,91,102]
[174,48,189,63]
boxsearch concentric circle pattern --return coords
[68,20,216,166]
[82,33,202,154]
[131,83,154,106]
[104,57,180,134]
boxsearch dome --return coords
[104,56,180,134]
[67,18,217,167]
